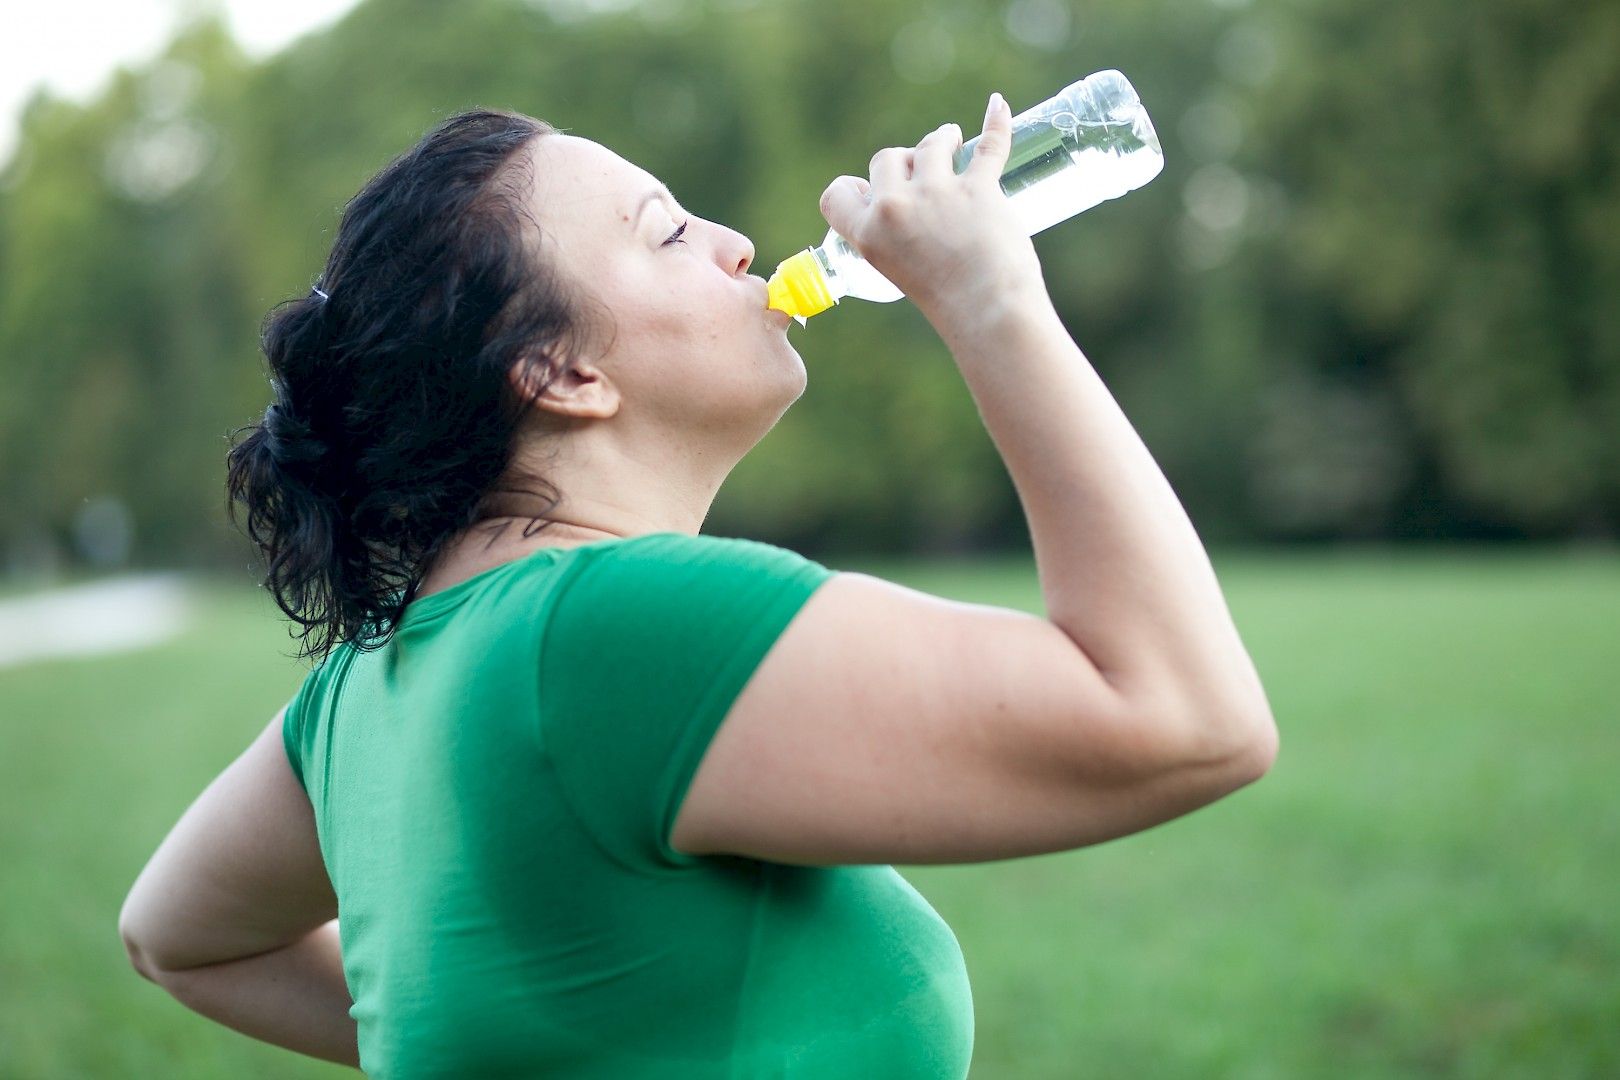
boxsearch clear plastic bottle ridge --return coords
[766,69,1165,325]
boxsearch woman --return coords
[119,96,1277,1078]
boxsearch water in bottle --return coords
[767,69,1165,325]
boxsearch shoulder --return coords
[543,531,834,639]
[565,530,831,584]
[283,640,355,727]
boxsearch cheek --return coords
[621,260,765,382]
[645,272,738,350]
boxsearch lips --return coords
[752,277,792,329]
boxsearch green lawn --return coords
[1,548,1615,1078]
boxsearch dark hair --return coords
[225,108,609,665]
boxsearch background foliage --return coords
[1,0,1616,572]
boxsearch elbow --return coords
[121,926,160,984]
[1171,692,1278,784]
[1203,667,1280,781]
[118,896,163,984]
[1222,703,1279,783]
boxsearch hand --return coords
[819,92,1047,326]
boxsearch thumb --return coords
[819,175,871,235]
[966,92,1011,182]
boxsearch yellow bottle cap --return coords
[766,249,837,321]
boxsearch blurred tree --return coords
[0,19,256,568]
[1224,0,1620,538]
[0,0,1614,573]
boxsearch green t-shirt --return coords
[282,531,974,1079]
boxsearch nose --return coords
[717,223,754,277]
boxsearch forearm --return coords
[935,292,1272,746]
[148,919,360,1069]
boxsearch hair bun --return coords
[262,401,330,471]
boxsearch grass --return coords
[1,547,1616,1078]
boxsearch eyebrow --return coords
[629,184,675,229]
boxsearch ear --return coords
[508,351,620,421]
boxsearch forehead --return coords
[526,134,665,238]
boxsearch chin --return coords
[779,347,808,402]
[751,358,806,429]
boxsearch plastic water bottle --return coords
[766,69,1164,325]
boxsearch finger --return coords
[965,92,1012,182]
[913,122,962,181]
[820,175,870,233]
[870,145,913,194]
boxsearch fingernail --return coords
[991,92,1004,115]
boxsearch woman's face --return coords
[523,133,803,440]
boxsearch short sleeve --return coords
[281,679,310,794]
[280,643,345,797]
[537,532,835,872]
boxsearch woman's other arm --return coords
[141,919,360,1068]
[120,709,359,1067]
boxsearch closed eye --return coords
[663,221,689,246]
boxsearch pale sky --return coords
[0,0,365,169]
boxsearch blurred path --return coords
[0,574,193,670]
